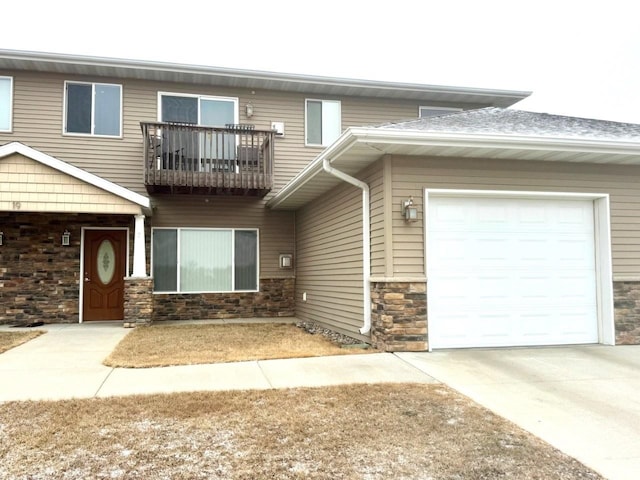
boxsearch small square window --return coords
[305,99,341,146]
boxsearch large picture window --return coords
[0,76,12,132]
[64,81,122,136]
[152,228,258,293]
[305,99,341,146]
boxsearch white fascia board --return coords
[0,142,150,209]
[0,49,531,103]
[350,128,640,156]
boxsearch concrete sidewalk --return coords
[0,323,436,402]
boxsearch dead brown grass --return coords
[104,323,372,368]
[0,330,44,354]
[0,383,601,479]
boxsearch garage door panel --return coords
[431,234,594,269]
[427,195,599,349]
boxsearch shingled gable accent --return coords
[0,142,150,211]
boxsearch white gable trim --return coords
[0,142,150,209]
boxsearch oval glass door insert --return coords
[97,239,116,285]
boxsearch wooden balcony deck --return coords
[141,122,274,195]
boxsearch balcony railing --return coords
[141,122,274,195]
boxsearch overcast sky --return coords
[2,0,638,123]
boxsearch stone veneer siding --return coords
[0,212,133,324]
[371,281,427,352]
[613,281,640,344]
[151,277,295,321]
[124,277,154,325]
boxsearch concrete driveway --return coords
[397,346,640,480]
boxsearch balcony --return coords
[141,122,274,195]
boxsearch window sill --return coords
[62,132,123,140]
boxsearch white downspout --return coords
[322,158,371,334]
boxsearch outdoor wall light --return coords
[402,197,418,222]
[61,230,71,246]
[245,102,254,118]
[0,231,3,246]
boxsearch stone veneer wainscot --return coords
[151,278,295,321]
[0,212,133,324]
[370,279,427,352]
[613,281,640,344]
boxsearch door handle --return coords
[84,277,90,282]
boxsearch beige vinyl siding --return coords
[391,155,640,278]
[1,72,148,193]
[368,159,386,276]
[0,69,431,198]
[295,181,366,340]
[151,195,294,280]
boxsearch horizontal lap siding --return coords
[391,155,640,278]
[1,72,148,194]
[150,195,294,280]
[0,70,424,200]
[295,181,365,339]
[368,160,386,276]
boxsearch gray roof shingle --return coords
[374,108,640,141]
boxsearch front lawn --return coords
[0,383,602,479]
[0,330,44,354]
[104,322,372,368]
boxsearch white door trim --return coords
[424,188,614,351]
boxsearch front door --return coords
[83,230,127,321]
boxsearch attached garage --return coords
[426,190,614,349]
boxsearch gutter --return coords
[322,158,372,335]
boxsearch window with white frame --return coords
[159,92,238,126]
[418,106,462,118]
[152,228,258,293]
[305,99,341,146]
[64,81,122,136]
[0,76,13,132]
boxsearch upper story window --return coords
[0,76,13,132]
[158,92,238,126]
[305,99,341,146]
[64,81,122,137]
[419,106,462,118]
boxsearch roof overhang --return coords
[0,142,151,213]
[0,49,530,107]
[268,127,640,210]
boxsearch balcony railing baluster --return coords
[141,122,274,195]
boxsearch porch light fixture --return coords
[245,102,254,118]
[402,197,418,222]
[0,231,3,246]
[61,230,71,246]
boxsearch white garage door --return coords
[427,195,599,349]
